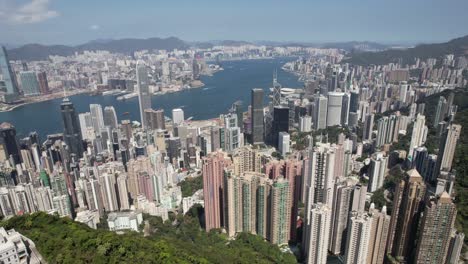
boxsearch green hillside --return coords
[343,35,468,65]
[420,88,468,241]
[1,209,296,264]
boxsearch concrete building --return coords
[367,205,390,264]
[37,71,49,94]
[299,115,312,132]
[446,231,465,264]
[327,92,344,127]
[278,132,290,156]
[368,152,388,192]
[435,124,461,178]
[415,192,457,263]
[136,61,151,129]
[60,98,84,158]
[388,169,426,262]
[172,108,184,125]
[251,88,264,145]
[107,211,143,232]
[0,47,19,102]
[270,178,291,245]
[408,114,427,161]
[0,227,43,264]
[362,114,374,141]
[329,179,353,255]
[19,71,40,96]
[103,106,118,129]
[304,203,331,264]
[303,143,335,209]
[313,94,328,130]
[344,211,371,264]
[203,152,227,231]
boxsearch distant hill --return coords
[321,41,390,52]
[343,35,468,65]
[8,37,189,61]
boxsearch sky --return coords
[1,0,468,46]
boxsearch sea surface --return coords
[0,58,302,139]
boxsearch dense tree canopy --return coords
[1,209,296,264]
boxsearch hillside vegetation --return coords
[1,208,296,264]
[344,35,468,65]
[421,88,468,240]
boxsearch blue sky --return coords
[1,0,468,45]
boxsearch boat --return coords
[117,92,138,101]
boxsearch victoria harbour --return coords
[0,58,301,138]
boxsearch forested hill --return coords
[1,210,297,263]
[421,88,468,241]
[7,37,189,61]
[343,35,468,66]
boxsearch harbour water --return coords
[0,58,302,138]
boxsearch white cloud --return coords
[90,24,100,31]
[0,0,59,24]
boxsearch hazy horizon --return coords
[1,0,468,46]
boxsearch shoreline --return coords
[1,57,297,113]
[0,70,219,113]
[0,89,93,113]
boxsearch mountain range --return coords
[7,37,188,61]
[6,35,468,62]
[343,35,468,65]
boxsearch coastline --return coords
[0,89,92,113]
[1,77,211,113]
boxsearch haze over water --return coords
[0,58,302,139]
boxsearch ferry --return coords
[117,92,138,101]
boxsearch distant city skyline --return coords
[1,0,468,45]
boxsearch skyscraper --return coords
[37,71,50,94]
[99,173,119,212]
[329,179,353,255]
[19,71,40,96]
[203,151,227,231]
[272,106,289,146]
[415,192,457,263]
[0,46,19,102]
[408,114,427,161]
[313,94,328,130]
[375,115,397,148]
[172,108,184,125]
[154,109,166,130]
[90,104,105,132]
[103,106,118,129]
[366,205,390,264]
[136,61,151,129]
[435,124,461,177]
[344,211,371,264]
[304,203,331,264]
[434,96,448,128]
[60,98,84,158]
[270,178,291,245]
[304,143,335,208]
[251,88,264,145]
[327,92,344,127]
[362,114,374,141]
[446,231,465,264]
[116,174,130,210]
[278,132,290,156]
[388,169,426,261]
[299,115,312,132]
[224,171,269,237]
[368,152,388,192]
[0,122,21,165]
